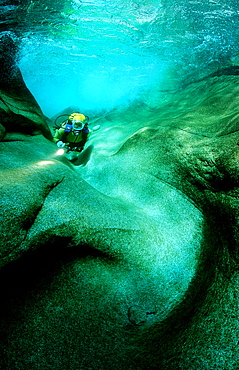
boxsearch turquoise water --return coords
[2,3,239,368]
[2,0,239,117]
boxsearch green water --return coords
[3,0,238,116]
[1,1,239,369]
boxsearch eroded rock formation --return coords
[1,33,239,370]
[0,32,52,139]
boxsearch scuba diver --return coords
[53,112,91,161]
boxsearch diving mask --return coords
[72,120,84,131]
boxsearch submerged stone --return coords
[1,74,239,369]
[0,32,52,139]
[1,24,239,370]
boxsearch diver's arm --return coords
[53,128,65,143]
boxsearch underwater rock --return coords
[79,74,239,368]
[1,108,196,368]
[1,1,239,367]
[0,32,52,139]
[1,64,239,369]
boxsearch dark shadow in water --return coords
[210,65,239,77]
[72,145,94,166]
[0,238,113,318]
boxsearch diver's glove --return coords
[57,141,65,148]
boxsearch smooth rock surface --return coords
[1,32,239,370]
[0,33,52,139]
